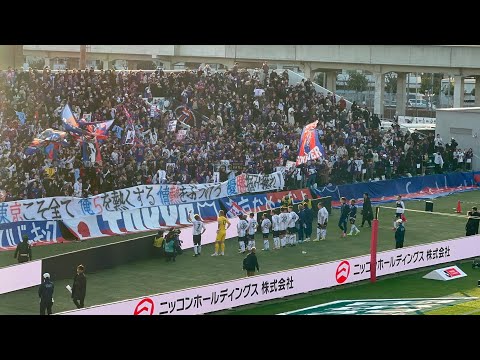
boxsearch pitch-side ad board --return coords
[59,234,480,315]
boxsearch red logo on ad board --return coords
[444,268,461,278]
[336,260,350,284]
[134,298,155,315]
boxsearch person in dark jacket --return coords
[14,235,32,263]
[303,202,313,241]
[72,264,87,309]
[38,273,54,315]
[394,219,406,248]
[338,197,350,238]
[466,211,477,236]
[243,247,259,277]
[471,207,480,234]
[297,203,306,243]
[347,199,360,236]
[361,193,374,227]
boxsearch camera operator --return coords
[164,228,182,262]
[173,228,183,255]
[163,229,177,262]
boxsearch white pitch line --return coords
[377,205,480,219]
[459,307,480,315]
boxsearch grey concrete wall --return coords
[0,45,16,70]
[177,45,226,58]
[23,45,175,56]
[436,107,480,170]
[22,45,480,72]
[235,45,297,61]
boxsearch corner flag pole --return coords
[370,207,380,283]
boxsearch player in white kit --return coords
[247,213,258,250]
[188,212,206,256]
[237,214,249,254]
[260,213,272,251]
[270,209,281,250]
[278,207,289,248]
[315,202,329,241]
[287,206,299,246]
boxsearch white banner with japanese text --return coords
[0,172,284,222]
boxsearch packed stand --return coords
[0,64,472,201]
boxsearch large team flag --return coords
[63,104,113,140]
[62,104,89,137]
[296,120,325,166]
[24,129,69,157]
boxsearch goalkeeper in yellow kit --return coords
[211,210,231,256]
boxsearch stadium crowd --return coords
[0,64,473,202]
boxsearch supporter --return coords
[465,148,473,171]
[434,134,444,152]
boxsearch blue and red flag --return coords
[44,143,56,160]
[85,120,114,141]
[63,104,113,143]
[176,105,194,125]
[62,105,90,137]
[38,142,60,160]
[24,129,69,157]
[82,142,89,162]
[296,120,325,166]
[94,138,103,164]
[225,200,245,219]
[62,104,79,131]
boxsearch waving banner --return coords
[0,172,284,222]
[296,120,325,166]
[0,220,65,249]
[221,188,312,216]
[62,200,221,240]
